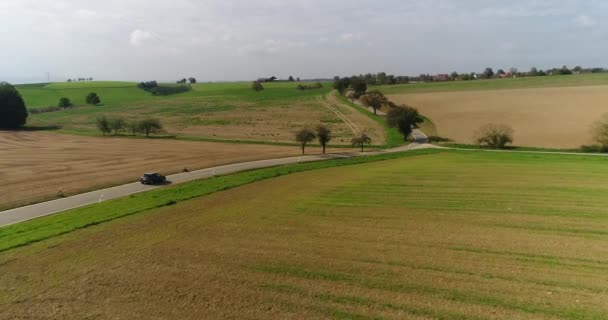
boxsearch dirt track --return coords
[389,85,608,148]
[0,131,319,209]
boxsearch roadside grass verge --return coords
[335,94,404,148]
[441,143,584,153]
[0,149,442,253]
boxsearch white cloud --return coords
[574,15,596,28]
[129,29,153,47]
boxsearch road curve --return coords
[0,97,434,227]
[0,147,427,227]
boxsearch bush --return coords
[296,82,323,90]
[474,124,514,149]
[591,114,608,150]
[428,136,451,143]
[0,82,28,128]
[86,92,101,105]
[58,97,73,109]
[28,106,62,115]
[252,81,264,92]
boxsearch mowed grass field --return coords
[0,130,327,210]
[17,82,386,145]
[2,150,608,319]
[383,74,608,148]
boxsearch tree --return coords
[359,90,388,115]
[58,97,72,109]
[349,78,367,98]
[386,105,424,141]
[252,81,264,92]
[333,77,350,95]
[139,118,164,137]
[316,125,332,154]
[288,76,295,82]
[573,66,583,73]
[126,120,140,136]
[85,92,101,105]
[529,67,538,76]
[188,77,197,84]
[351,133,371,151]
[496,69,506,76]
[96,116,111,136]
[591,114,608,151]
[475,123,514,149]
[177,78,187,84]
[482,67,494,79]
[108,117,126,136]
[295,128,316,155]
[0,82,28,128]
[450,72,459,81]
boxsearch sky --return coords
[1,0,606,83]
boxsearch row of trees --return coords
[337,65,608,86]
[137,81,191,96]
[96,116,164,137]
[177,77,197,84]
[334,79,425,142]
[335,73,410,86]
[296,82,323,90]
[67,77,94,82]
[294,125,372,154]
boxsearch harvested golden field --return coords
[0,131,326,210]
[388,85,608,148]
[2,151,608,319]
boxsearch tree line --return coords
[294,125,373,154]
[137,81,192,96]
[96,116,164,137]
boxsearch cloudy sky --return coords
[1,0,606,83]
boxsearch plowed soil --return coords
[389,85,608,148]
[0,131,320,209]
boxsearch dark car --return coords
[140,172,166,185]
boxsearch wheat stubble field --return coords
[2,151,608,319]
[0,131,313,210]
[389,85,608,148]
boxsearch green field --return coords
[2,150,607,319]
[15,81,389,145]
[377,73,608,94]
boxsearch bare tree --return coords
[351,133,371,151]
[295,128,316,155]
[316,125,332,154]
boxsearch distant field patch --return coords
[389,85,608,148]
[2,151,608,319]
[20,81,385,145]
[377,73,608,94]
